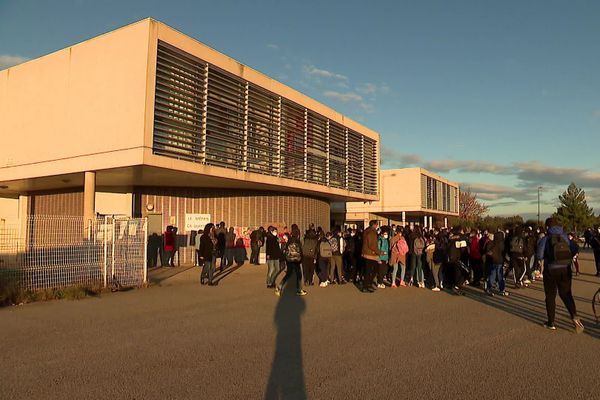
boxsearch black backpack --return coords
[285,241,302,262]
[510,236,524,254]
[547,234,572,265]
[448,240,461,263]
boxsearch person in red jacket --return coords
[163,225,176,267]
[469,229,483,287]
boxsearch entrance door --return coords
[147,213,163,268]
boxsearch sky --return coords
[1,0,599,219]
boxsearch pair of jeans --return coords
[543,267,577,325]
[250,245,260,264]
[302,256,316,283]
[431,262,442,288]
[317,257,330,283]
[377,262,388,284]
[329,255,344,282]
[409,253,423,284]
[487,263,505,292]
[201,260,214,284]
[391,262,405,284]
[279,262,303,292]
[363,258,378,288]
[266,259,279,286]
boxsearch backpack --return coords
[413,237,425,255]
[548,234,572,265]
[285,240,302,262]
[510,236,524,254]
[396,239,409,256]
[448,240,461,263]
[319,241,332,258]
[303,237,318,258]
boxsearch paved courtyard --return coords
[2,253,600,399]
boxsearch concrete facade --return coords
[0,18,380,235]
[334,168,459,229]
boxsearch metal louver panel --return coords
[153,41,206,162]
[306,111,327,185]
[363,137,377,195]
[328,122,347,189]
[205,66,246,169]
[347,130,363,193]
[152,41,380,197]
[280,100,306,181]
[247,84,280,175]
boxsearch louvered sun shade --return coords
[152,40,378,196]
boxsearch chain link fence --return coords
[0,216,147,291]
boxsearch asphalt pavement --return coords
[2,252,600,399]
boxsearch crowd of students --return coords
[193,218,596,332]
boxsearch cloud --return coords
[356,82,391,96]
[323,90,363,103]
[514,161,600,188]
[304,65,348,81]
[266,43,279,50]
[461,182,537,202]
[0,54,29,69]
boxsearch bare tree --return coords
[459,188,489,221]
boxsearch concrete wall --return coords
[0,197,18,222]
[0,20,150,182]
[95,192,133,217]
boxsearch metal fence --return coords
[0,216,147,291]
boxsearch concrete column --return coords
[428,216,433,229]
[423,216,428,228]
[444,217,448,228]
[83,171,96,238]
[401,211,406,227]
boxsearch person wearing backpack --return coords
[484,230,509,296]
[389,227,408,288]
[275,227,307,296]
[318,232,333,287]
[343,228,357,283]
[328,229,345,285]
[302,227,318,286]
[536,218,583,333]
[430,231,447,291]
[409,227,426,288]
[509,226,528,288]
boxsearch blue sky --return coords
[1,0,599,218]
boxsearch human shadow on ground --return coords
[462,286,600,340]
[148,265,195,285]
[212,264,244,285]
[264,284,307,400]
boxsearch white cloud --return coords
[304,65,348,81]
[323,90,363,103]
[266,43,279,50]
[0,54,29,69]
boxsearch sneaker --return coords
[573,318,585,334]
[319,281,328,288]
[523,279,531,284]
[499,291,509,296]
[399,281,407,287]
[543,322,557,330]
[391,283,398,288]
[432,287,441,292]
[377,283,385,289]
[296,290,307,296]
[485,289,495,297]
[275,287,281,296]
[419,282,425,288]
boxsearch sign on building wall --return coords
[184,214,211,232]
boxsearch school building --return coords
[0,18,380,238]
[332,168,459,229]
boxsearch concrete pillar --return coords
[444,217,448,228]
[429,216,433,229]
[83,171,96,238]
[401,211,406,227]
[423,216,428,228]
